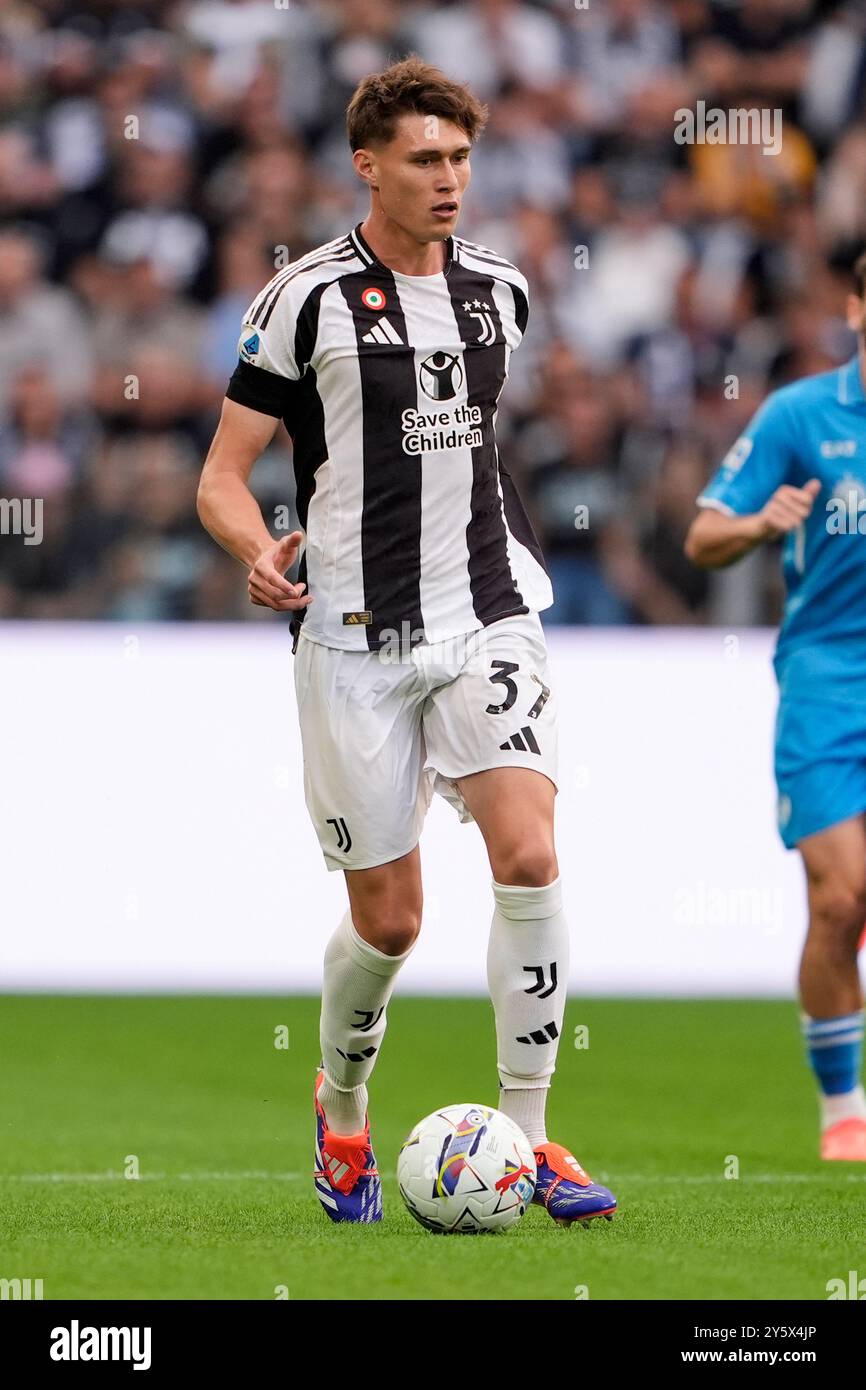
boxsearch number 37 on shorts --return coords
[293,611,559,871]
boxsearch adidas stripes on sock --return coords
[319,909,415,1135]
[487,876,569,1146]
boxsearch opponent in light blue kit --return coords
[686,255,866,1161]
[701,358,866,849]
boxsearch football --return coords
[397,1103,536,1233]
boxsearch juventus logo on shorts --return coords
[326,817,352,852]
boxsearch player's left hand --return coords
[248,531,313,611]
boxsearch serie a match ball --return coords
[397,1103,537,1233]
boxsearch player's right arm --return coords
[198,285,314,613]
[197,398,312,612]
[683,386,819,570]
[685,479,821,568]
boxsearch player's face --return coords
[362,114,471,243]
[846,291,866,340]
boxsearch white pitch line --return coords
[0,1171,305,1184]
[1,1170,865,1185]
[603,1172,866,1185]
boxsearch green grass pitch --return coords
[1,995,863,1300]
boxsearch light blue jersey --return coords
[698,355,866,846]
[699,355,866,669]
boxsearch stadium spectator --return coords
[1,0,864,627]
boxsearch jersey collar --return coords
[351,221,453,277]
[838,354,866,407]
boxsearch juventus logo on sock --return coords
[334,1007,384,1061]
[522,963,557,999]
[354,1006,384,1033]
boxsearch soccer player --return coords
[197,57,617,1224]
[685,251,866,1161]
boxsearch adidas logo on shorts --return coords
[499,725,541,754]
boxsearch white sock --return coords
[487,876,569,1143]
[317,1076,370,1137]
[319,909,415,1135]
[498,1085,549,1147]
[821,1083,866,1131]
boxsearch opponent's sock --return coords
[319,909,415,1135]
[487,876,569,1146]
[821,1085,866,1129]
[801,1010,866,1130]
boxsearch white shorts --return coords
[293,611,559,871]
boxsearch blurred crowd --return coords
[1,0,865,625]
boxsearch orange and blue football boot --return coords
[533,1141,617,1225]
[314,1069,382,1223]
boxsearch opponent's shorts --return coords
[774,695,866,848]
[293,611,558,871]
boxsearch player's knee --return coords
[368,918,421,955]
[493,844,558,888]
[809,881,866,950]
[352,905,422,955]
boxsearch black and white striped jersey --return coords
[226,221,553,652]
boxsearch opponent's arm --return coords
[197,396,313,613]
[684,478,822,569]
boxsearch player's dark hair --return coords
[854,248,866,298]
[346,55,488,152]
